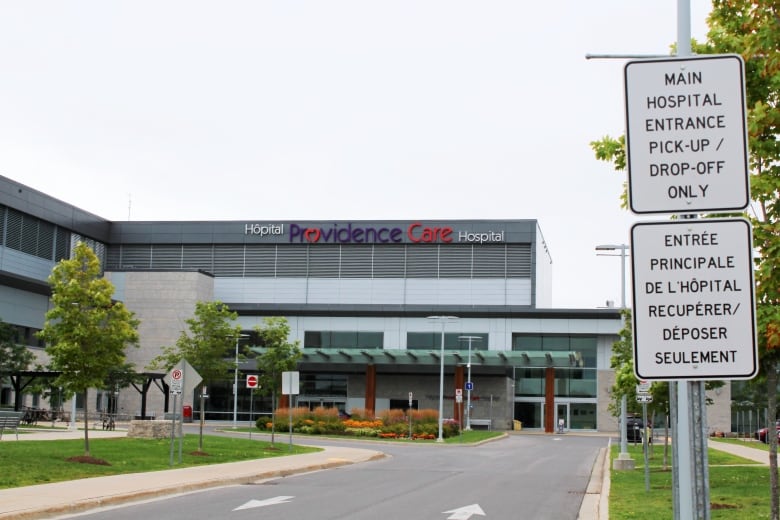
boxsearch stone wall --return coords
[127,419,182,439]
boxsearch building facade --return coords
[0,175,733,433]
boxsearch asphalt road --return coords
[59,433,608,520]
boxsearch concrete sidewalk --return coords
[708,437,777,464]
[0,428,384,520]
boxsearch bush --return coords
[347,408,374,421]
[378,409,407,426]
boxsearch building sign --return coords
[282,222,505,244]
[624,54,749,214]
[631,218,757,380]
[245,223,285,237]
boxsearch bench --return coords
[0,411,24,440]
[469,419,492,430]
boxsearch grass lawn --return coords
[0,433,320,489]
[1,428,501,490]
[609,442,773,519]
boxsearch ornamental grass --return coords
[255,406,459,439]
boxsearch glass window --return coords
[407,332,488,350]
[513,334,597,368]
[569,403,598,430]
[300,374,347,396]
[514,367,545,397]
[555,368,597,398]
[304,331,383,349]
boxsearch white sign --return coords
[636,381,651,393]
[631,218,757,380]
[282,371,299,395]
[624,54,749,214]
[636,394,653,404]
[164,360,203,399]
[169,379,182,395]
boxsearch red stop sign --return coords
[246,374,259,388]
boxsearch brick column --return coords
[545,367,555,433]
[454,365,465,424]
[365,365,376,416]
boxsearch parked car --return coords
[755,421,780,443]
[626,417,644,442]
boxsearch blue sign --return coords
[465,381,473,391]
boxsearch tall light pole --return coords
[428,316,458,442]
[596,243,633,469]
[233,333,249,429]
[459,335,482,431]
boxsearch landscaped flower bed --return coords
[255,406,460,439]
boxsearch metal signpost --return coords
[167,368,182,466]
[622,4,756,517]
[408,392,413,439]
[282,371,299,452]
[164,360,202,465]
[246,374,259,440]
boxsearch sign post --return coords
[246,375,259,440]
[282,371,299,452]
[624,32,755,517]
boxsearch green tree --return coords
[38,242,139,456]
[254,317,302,444]
[592,3,780,515]
[150,300,241,451]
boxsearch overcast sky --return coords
[0,1,712,309]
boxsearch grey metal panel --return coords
[373,245,405,278]
[473,245,507,278]
[0,175,111,242]
[507,244,532,278]
[107,219,539,245]
[308,245,339,278]
[340,245,372,278]
[0,284,50,328]
[181,245,213,271]
[439,244,472,278]
[117,245,152,269]
[213,245,245,277]
[276,246,308,277]
[0,248,55,282]
[406,245,438,278]
[151,245,183,269]
[244,245,276,276]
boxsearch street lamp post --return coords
[233,333,249,429]
[428,316,458,443]
[459,335,482,431]
[596,243,633,469]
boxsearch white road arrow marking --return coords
[233,495,295,511]
[442,504,486,519]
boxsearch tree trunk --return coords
[768,365,778,520]
[83,389,90,456]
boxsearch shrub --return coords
[347,408,375,421]
[378,408,407,425]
